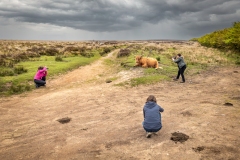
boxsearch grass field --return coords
[0,40,236,95]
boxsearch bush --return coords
[0,57,6,66]
[27,51,41,58]
[14,65,28,74]
[80,52,94,58]
[9,84,31,94]
[129,75,167,87]
[12,52,29,62]
[117,49,131,57]
[63,46,89,56]
[100,47,112,56]
[156,57,161,62]
[0,68,14,76]
[64,46,79,52]
[0,84,5,93]
[27,46,41,52]
[45,48,59,56]
[197,21,240,52]
[55,56,63,61]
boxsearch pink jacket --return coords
[34,67,48,80]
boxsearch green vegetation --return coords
[55,55,63,61]
[130,74,169,87]
[191,22,240,64]
[0,40,108,96]
[100,47,115,56]
[113,41,234,87]
[196,22,240,51]
[115,54,175,87]
[0,38,238,95]
[0,55,101,95]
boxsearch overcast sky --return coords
[0,0,239,41]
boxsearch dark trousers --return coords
[34,79,46,87]
[41,76,46,81]
[176,65,186,82]
[144,127,162,133]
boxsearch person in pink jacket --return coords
[34,66,48,88]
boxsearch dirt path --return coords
[0,50,240,160]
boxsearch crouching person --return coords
[143,95,164,138]
[34,66,48,88]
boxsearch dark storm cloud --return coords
[0,0,239,38]
[0,0,141,31]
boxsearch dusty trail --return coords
[0,50,240,160]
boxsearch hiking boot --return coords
[173,78,178,81]
[180,81,185,83]
[146,132,152,138]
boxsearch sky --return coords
[0,0,239,41]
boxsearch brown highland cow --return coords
[135,55,159,69]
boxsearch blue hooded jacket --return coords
[143,101,164,130]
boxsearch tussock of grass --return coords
[130,75,169,87]
[115,74,169,87]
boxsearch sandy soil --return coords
[0,50,240,160]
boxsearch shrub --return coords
[0,68,14,76]
[0,84,5,93]
[63,46,88,56]
[197,21,240,52]
[80,52,94,58]
[129,75,168,87]
[27,46,40,52]
[45,48,59,56]
[156,57,161,61]
[12,52,29,62]
[0,57,5,66]
[64,46,79,52]
[100,47,112,56]
[158,48,165,52]
[79,46,87,53]
[145,46,159,51]
[9,84,31,94]
[55,55,63,61]
[14,66,28,74]
[117,49,131,57]
[27,51,41,58]
[103,47,111,53]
